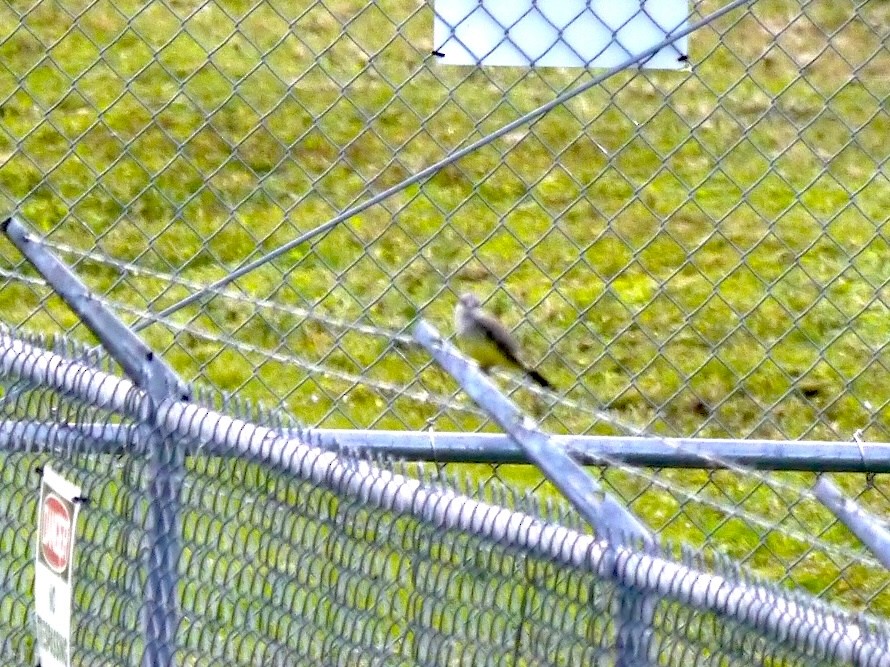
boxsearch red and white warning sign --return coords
[34,466,81,667]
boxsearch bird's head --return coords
[457,293,481,309]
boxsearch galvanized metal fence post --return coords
[139,426,185,667]
[413,319,657,666]
[3,216,190,666]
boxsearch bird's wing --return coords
[475,310,523,366]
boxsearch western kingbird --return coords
[454,293,552,388]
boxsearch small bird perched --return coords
[453,293,552,389]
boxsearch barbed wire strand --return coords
[2,251,658,435]
[35,238,415,344]
[0,268,483,417]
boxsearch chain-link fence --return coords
[2,328,890,666]
[0,0,886,438]
[0,0,889,663]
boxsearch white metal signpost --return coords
[34,466,81,667]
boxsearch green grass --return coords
[0,0,889,660]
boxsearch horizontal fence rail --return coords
[6,422,890,472]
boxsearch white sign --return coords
[34,466,82,667]
[433,0,689,70]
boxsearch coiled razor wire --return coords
[1,329,889,666]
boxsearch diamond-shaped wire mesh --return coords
[0,0,889,657]
[0,0,886,439]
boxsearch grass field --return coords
[0,0,889,660]
[0,0,887,438]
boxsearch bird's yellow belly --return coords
[458,334,512,369]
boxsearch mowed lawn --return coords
[0,0,889,625]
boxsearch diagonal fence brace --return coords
[3,216,188,403]
[814,478,890,570]
[413,320,651,542]
[413,319,657,665]
[3,215,188,667]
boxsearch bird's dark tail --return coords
[526,368,552,389]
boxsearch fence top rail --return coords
[317,431,890,472]
[1,327,889,666]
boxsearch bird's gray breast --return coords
[454,304,475,336]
